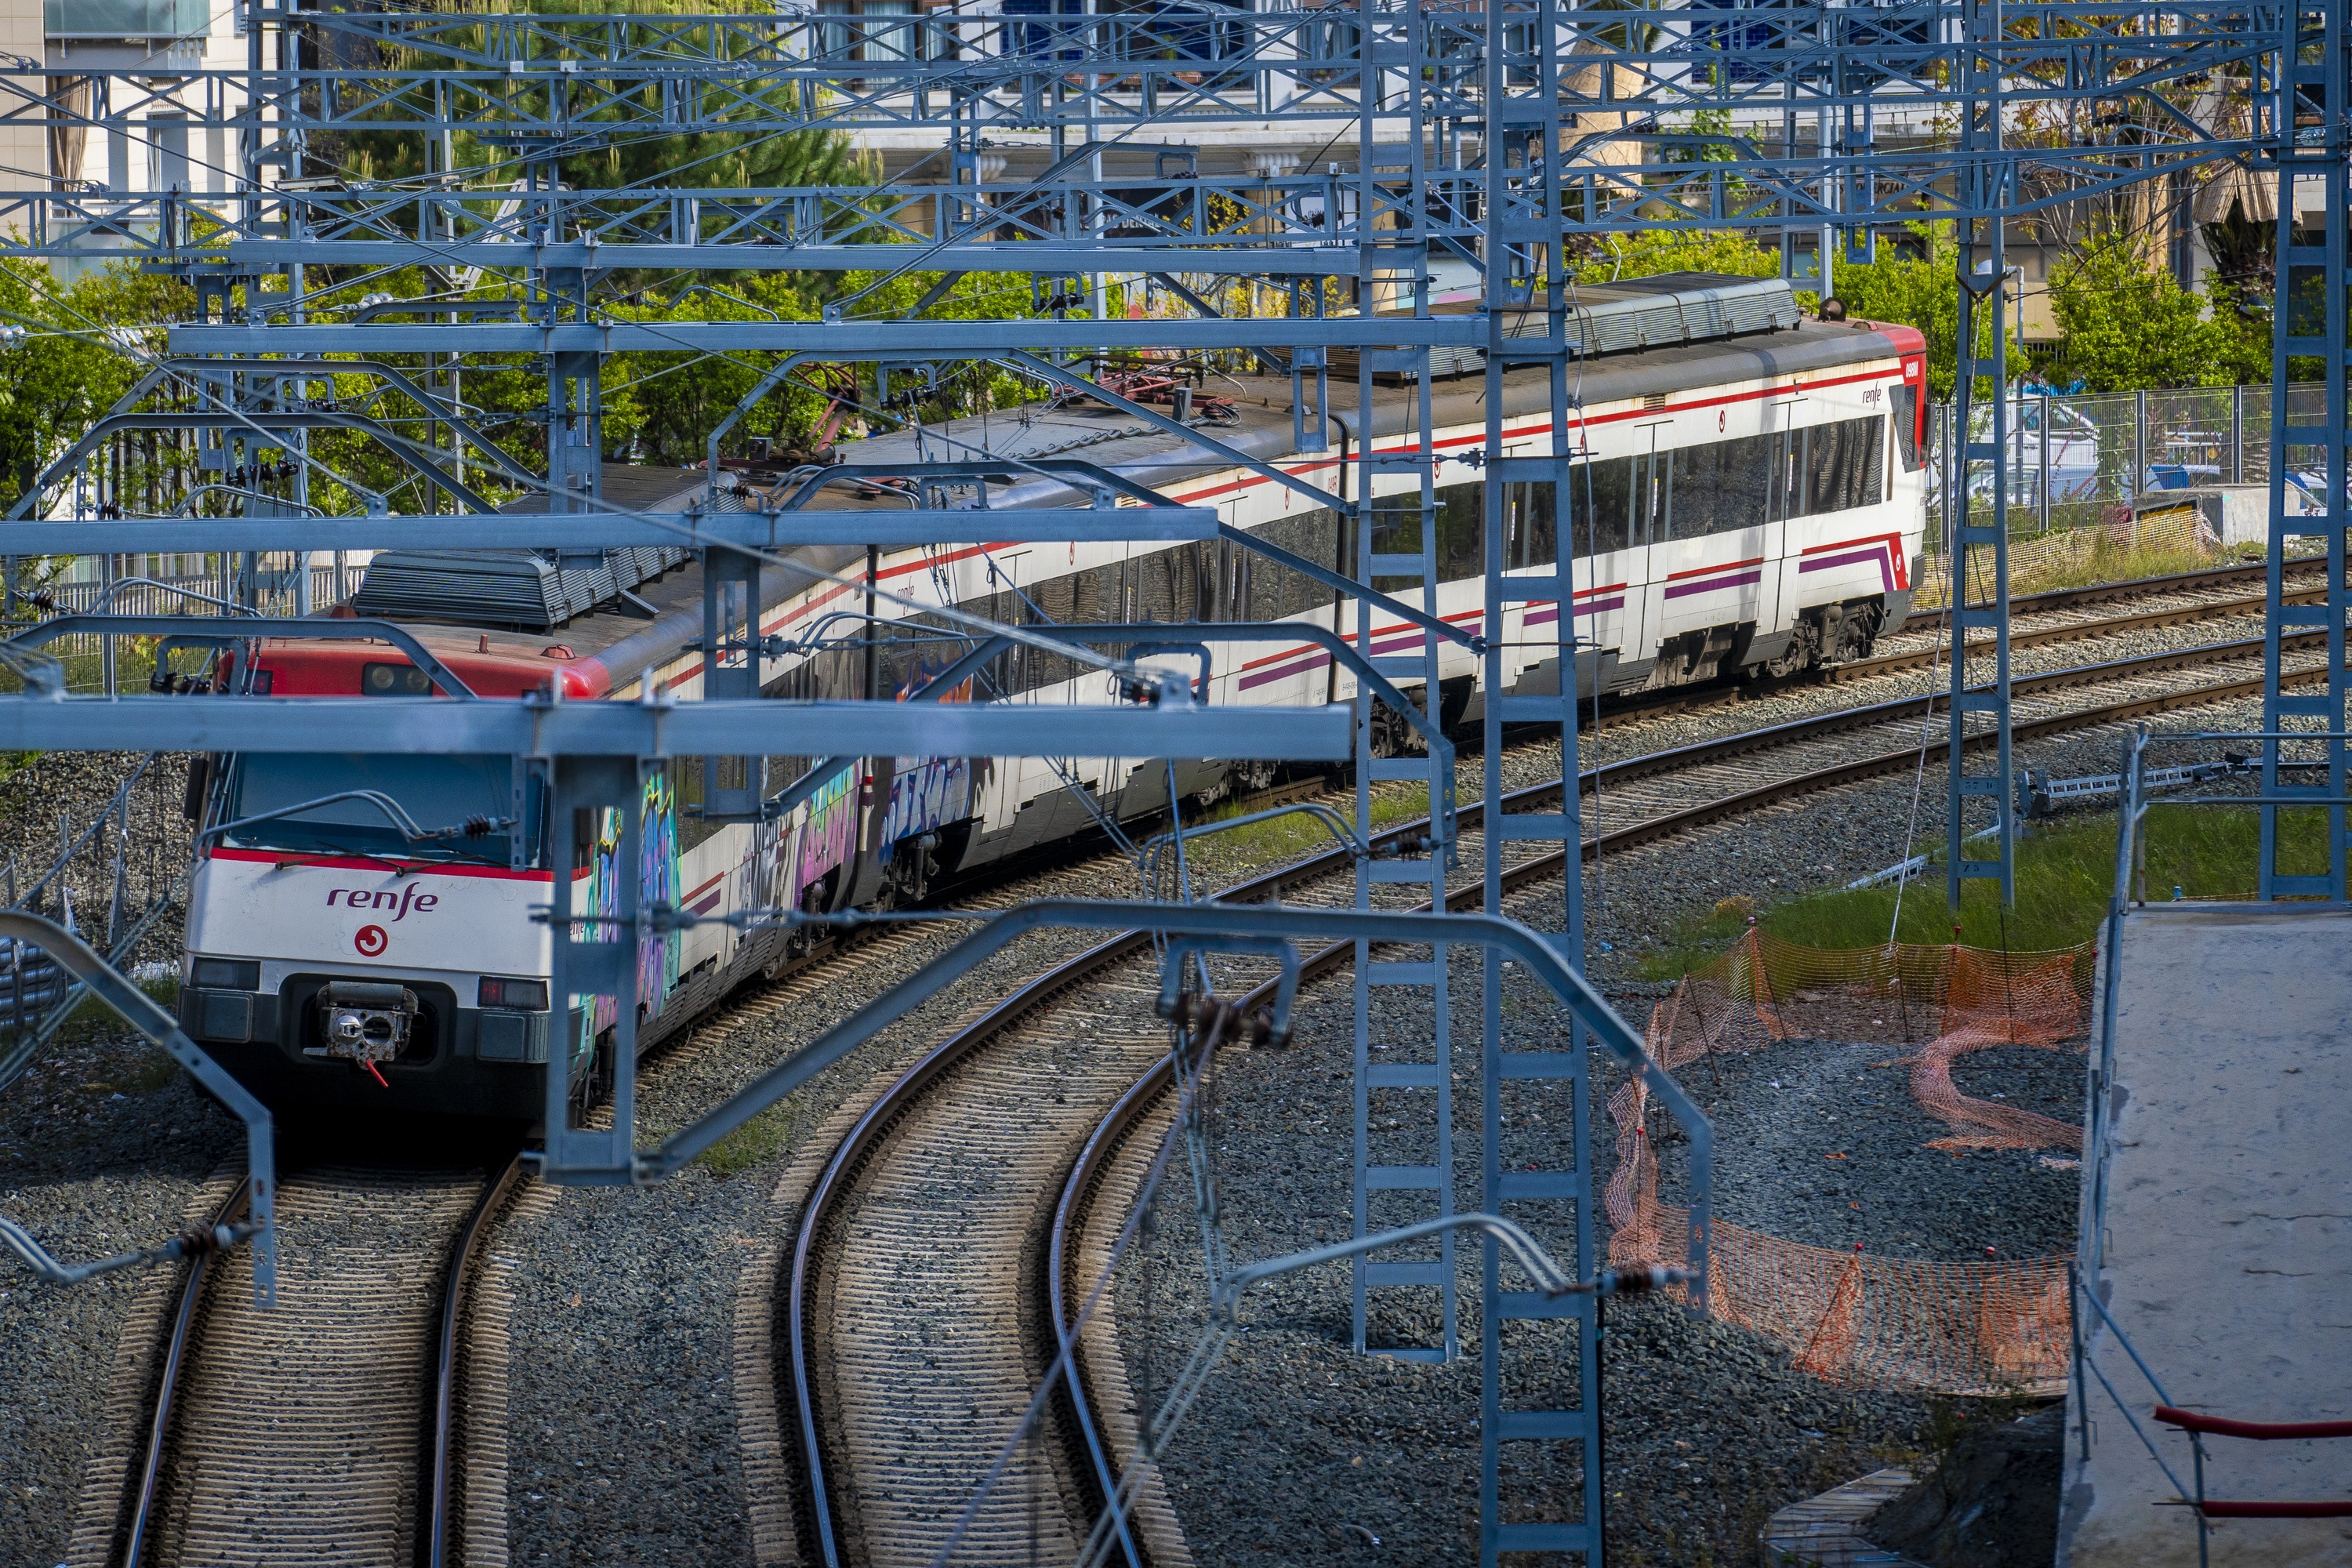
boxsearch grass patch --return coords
[1634,803,2321,978]
[125,1045,182,1093]
[2005,539,2252,598]
[5,978,183,1051]
[1916,535,2263,611]
[1188,782,1430,861]
[694,1093,801,1178]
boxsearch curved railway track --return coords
[100,1151,524,1568]
[1888,555,2323,638]
[36,558,2307,1568]
[780,612,2325,1566]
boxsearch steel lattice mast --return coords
[0,2,2335,1559]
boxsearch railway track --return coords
[96,1151,524,1568]
[71,568,2303,1568]
[779,618,2320,1566]
[24,561,2303,1568]
[1840,585,2310,684]
[1889,555,2325,637]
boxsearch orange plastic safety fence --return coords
[1624,1207,2075,1394]
[1608,931,2092,1394]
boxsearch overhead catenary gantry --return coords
[1,0,2339,1561]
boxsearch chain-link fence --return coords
[3,556,367,693]
[1924,381,2319,532]
[1918,380,2322,607]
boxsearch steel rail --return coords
[423,1151,528,1568]
[109,1156,519,1568]
[1047,1029,1190,1567]
[790,630,2308,1562]
[1891,556,2326,637]
[783,765,1509,1561]
[1040,651,2320,1547]
[1553,631,2307,808]
[113,1177,252,1568]
[1843,587,2317,684]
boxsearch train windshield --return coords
[220,753,535,867]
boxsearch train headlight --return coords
[191,956,260,991]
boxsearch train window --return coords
[222,753,528,865]
[1568,463,1632,556]
[1436,485,1483,582]
[1418,483,1544,585]
[1247,509,1344,618]
[1669,432,1774,538]
[1891,391,1922,471]
[1366,492,1429,592]
[1508,481,1556,568]
[1798,415,1888,515]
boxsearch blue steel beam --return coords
[635,898,1712,1295]
[0,139,2263,262]
[162,318,1488,354]
[11,616,482,699]
[1478,0,1598,1552]
[0,911,278,1306]
[0,693,1354,760]
[2260,0,2352,898]
[1946,0,2018,907]
[59,5,2261,135]
[0,506,1221,554]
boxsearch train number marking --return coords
[354,925,390,957]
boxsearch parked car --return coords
[1962,395,2104,503]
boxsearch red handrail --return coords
[2152,1406,2352,1519]
[2155,1406,2352,1442]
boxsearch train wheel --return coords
[1832,601,1884,662]
[1761,619,1821,677]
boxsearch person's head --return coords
[1817,296,1849,322]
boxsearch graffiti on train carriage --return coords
[571,775,684,1058]
[797,764,859,897]
[882,666,981,863]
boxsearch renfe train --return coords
[173,274,1929,1122]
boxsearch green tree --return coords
[1570,225,1783,287]
[2045,240,2231,392]
[1830,225,1964,397]
[0,259,186,512]
[2199,278,2277,387]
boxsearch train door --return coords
[1548,456,1644,685]
[1623,429,1680,677]
[1756,398,1796,640]
[1651,420,1775,655]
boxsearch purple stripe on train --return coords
[1661,569,1762,601]
[1798,547,1898,594]
[1237,653,1332,693]
[1526,597,1624,628]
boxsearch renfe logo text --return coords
[327,885,441,921]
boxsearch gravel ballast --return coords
[1109,695,2222,1565]
[0,642,2260,1565]
[0,747,220,1560]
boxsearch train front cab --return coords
[178,745,562,1124]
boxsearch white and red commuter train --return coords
[172,274,1928,1122]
